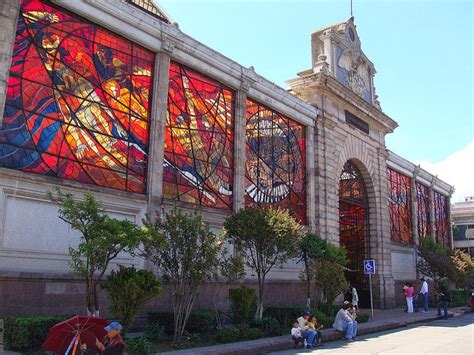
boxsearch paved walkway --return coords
[267,312,474,354]
[162,307,472,355]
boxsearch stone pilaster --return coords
[305,125,316,230]
[232,89,247,212]
[448,187,455,249]
[0,0,20,128]
[411,169,419,245]
[429,178,436,239]
[146,45,172,215]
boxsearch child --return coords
[308,316,323,345]
[290,321,305,348]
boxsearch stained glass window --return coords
[163,62,234,209]
[433,191,450,247]
[245,99,306,223]
[0,0,154,193]
[415,181,431,238]
[388,168,413,244]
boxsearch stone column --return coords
[411,171,419,245]
[429,178,436,240]
[306,125,316,230]
[146,44,172,215]
[232,89,247,212]
[0,0,20,128]
[448,187,455,249]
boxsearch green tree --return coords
[224,207,303,320]
[142,209,236,343]
[102,266,162,333]
[298,233,349,310]
[48,190,144,316]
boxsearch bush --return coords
[251,316,281,336]
[357,313,370,323]
[4,315,70,351]
[450,288,470,307]
[229,286,256,324]
[125,336,153,354]
[148,309,215,334]
[263,305,305,328]
[144,323,165,342]
[312,310,333,329]
[102,266,162,333]
[215,325,264,343]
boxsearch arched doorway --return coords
[339,160,370,307]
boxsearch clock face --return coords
[349,27,355,42]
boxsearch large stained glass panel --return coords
[164,62,234,209]
[433,191,450,247]
[388,168,413,244]
[0,0,154,193]
[415,181,431,238]
[245,99,306,223]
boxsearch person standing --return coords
[351,284,359,311]
[419,278,429,313]
[437,283,451,320]
[405,282,414,313]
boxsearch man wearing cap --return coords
[296,311,317,348]
[96,321,125,354]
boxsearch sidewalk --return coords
[161,306,472,355]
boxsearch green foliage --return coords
[215,325,265,343]
[4,315,70,351]
[451,250,474,288]
[262,305,305,328]
[125,336,153,354]
[251,316,281,336]
[417,237,466,288]
[148,310,215,335]
[312,310,332,328]
[102,266,162,333]
[48,189,144,315]
[142,209,230,342]
[298,233,348,307]
[144,323,165,342]
[228,286,257,324]
[357,313,370,323]
[224,207,303,319]
[312,260,348,309]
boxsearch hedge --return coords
[4,315,70,351]
[263,305,306,328]
[148,309,215,334]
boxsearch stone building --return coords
[452,197,474,258]
[0,0,453,315]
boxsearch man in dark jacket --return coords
[437,284,450,320]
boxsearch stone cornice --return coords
[53,0,318,126]
[287,72,397,134]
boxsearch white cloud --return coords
[414,140,474,203]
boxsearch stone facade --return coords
[452,197,474,258]
[0,0,453,315]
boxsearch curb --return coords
[161,308,472,355]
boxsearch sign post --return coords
[364,259,375,321]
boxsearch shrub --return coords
[252,316,281,336]
[148,309,215,335]
[450,288,470,307]
[357,313,370,323]
[4,315,70,351]
[144,323,165,342]
[215,325,264,343]
[229,286,257,324]
[263,305,305,328]
[312,310,333,329]
[102,266,162,333]
[125,336,153,354]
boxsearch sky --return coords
[157,0,473,202]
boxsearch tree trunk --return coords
[255,273,265,320]
[86,274,99,316]
[304,256,312,310]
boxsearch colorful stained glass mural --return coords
[245,99,306,223]
[164,62,234,209]
[415,181,431,238]
[433,191,450,247]
[388,168,413,244]
[0,0,154,193]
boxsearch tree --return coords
[451,249,474,288]
[102,266,162,333]
[48,190,144,316]
[141,209,235,343]
[417,236,458,289]
[298,233,349,310]
[224,207,303,320]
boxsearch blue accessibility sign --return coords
[364,259,376,274]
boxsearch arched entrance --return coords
[339,160,370,307]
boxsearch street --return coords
[267,313,474,355]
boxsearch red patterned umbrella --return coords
[43,315,108,354]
